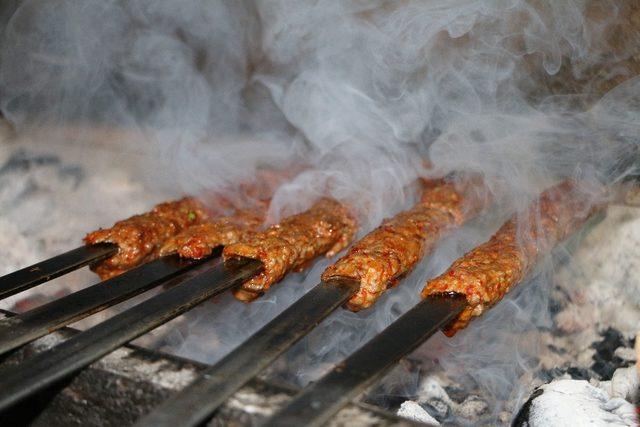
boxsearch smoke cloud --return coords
[1,0,639,422]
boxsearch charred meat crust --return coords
[422,180,606,336]
[322,174,489,311]
[84,197,209,279]
[159,210,265,259]
[222,198,357,302]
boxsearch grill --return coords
[1,1,640,425]
[0,244,459,426]
[0,193,635,425]
[0,310,415,427]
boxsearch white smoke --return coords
[1,0,639,423]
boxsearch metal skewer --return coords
[263,294,466,427]
[0,257,262,412]
[0,253,209,356]
[135,279,359,427]
[0,243,117,300]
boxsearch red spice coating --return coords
[322,174,489,311]
[84,197,209,280]
[223,198,357,302]
[159,209,265,259]
[422,180,606,336]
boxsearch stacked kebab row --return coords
[84,171,606,334]
[0,160,619,426]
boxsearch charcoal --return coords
[566,367,590,380]
[590,327,634,380]
[591,327,625,361]
[422,398,450,421]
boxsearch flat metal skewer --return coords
[263,294,467,427]
[0,243,117,300]
[135,279,359,427]
[0,257,262,412]
[0,253,208,356]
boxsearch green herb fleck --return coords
[187,211,196,221]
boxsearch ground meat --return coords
[322,174,489,311]
[84,197,210,279]
[159,209,265,259]
[223,198,357,302]
[422,180,607,336]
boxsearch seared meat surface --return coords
[322,175,489,311]
[159,209,265,259]
[84,197,209,279]
[422,180,606,336]
[223,198,357,302]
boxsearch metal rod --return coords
[0,258,262,412]
[0,254,208,356]
[263,294,467,427]
[0,243,117,301]
[135,279,359,427]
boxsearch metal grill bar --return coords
[136,279,359,427]
[0,254,208,356]
[0,243,117,300]
[263,294,467,427]
[0,258,262,412]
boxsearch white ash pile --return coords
[514,378,637,427]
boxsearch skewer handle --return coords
[0,254,202,356]
[135,280,358,427]
[263,294,466,427]
[0,258,261,412]
[0,243,117,301]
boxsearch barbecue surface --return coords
[422,179,607,335]
[84,197,210,279]
[223,198,357,301]
[322,175,488,310]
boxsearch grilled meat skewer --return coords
[322,174,489,311]
[84,168,302,280]
[223,198,357,301]
[422,179,606,336]
[84,197,210,279]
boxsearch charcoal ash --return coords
[514,379,637,427]
[396,401,440,426]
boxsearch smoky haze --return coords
[1,0,639,422]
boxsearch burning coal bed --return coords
[0,124,638,426]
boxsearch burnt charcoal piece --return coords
[537,367,566,383]
[512,388,544,427]
[566,367,590,381]
[422,398,450,421]
[592,327,625,361]
[590,327,633,380]
[547,344,567,355]
[444,385,469,404]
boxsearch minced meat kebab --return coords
[84,197,210,279]
[84,168,298,280]
[159,209,265,260]
[422,179,606,336]
[223,198,357,302]
[322,174,489,311]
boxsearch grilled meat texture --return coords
[159,209,265,259]
[223,198,357,301]
[322,175,489,311]
[84,198,209,279]
[422,180,606,336]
